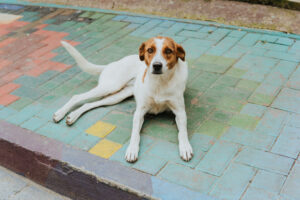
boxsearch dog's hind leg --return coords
[53,85,115,123]
[66,85,134,125]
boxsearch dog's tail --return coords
[61,41,105,75]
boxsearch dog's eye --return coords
[147,48,154,54]
[165,48,173,54]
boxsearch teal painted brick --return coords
[158,163,216,193]
[260,34,278,43]
[289,40,300,53]
[255,108,288,136]
[0,107,17,120]
[178,30,207,39]
[285,113,300,128]
[287,66,300,90]
[264,60,297,86]
[158,20,175,28]
[228,30,246,38]
[255,41,289,52]
[272,88,300,114]
[251,170,286,193]
[271,126,300,159]
[148,134,214,168]
[240,103,266,118]
[109,135,154,165]
[130,19,162,36]
[143,26,167,38]
[163,22,186,35]
[112,15,127,21]
[132,153,167,175]
[20,116,48,131]
[184,24,202,31]
[234,54,277,70]
[14,75,43,87]
[222,127,275,150]
[69,132,100,151]
[210,163,255,200]
[37,122,81,144]
[122,16,150,24]
[243,187,279,200]
[235,147,294,175]
[276,37,294,46]
[265,50,300,62]
[11,86,46,100]
[6,104,43,125]
[196,140,239,176]
[206,36,240,55]
[254,83,281,96]
[182,38,214,59]
[151,177,216,200]
[206,28,230,42]
[238,33,261,46]
[198,26,217,33]
[281,160,300,200]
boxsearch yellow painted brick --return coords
[85,121,116,138]
[89,139,122,159]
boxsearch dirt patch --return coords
[27,0,300,34]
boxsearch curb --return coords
[0,120,215,200]
[1,0,300,40]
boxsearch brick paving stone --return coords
[240,103,267,118]
[210,163,256,200]
[158,163,217,193]
[272,88,300,114]
[251,170,286,193]
[242,187,279,200]
[271,126,300,159]
[235,147,294,175]
[89,139,122,159]
[222,127,275,150]
[281,160,300,200]
[229,114,259,130]
[196,120,228,138]
[196,140,239,176]
[255,108,287,137]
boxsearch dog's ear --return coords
[176,44,185,61]
[139,42,146,61]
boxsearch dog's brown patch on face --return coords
[139,36,186,70]
[139,38,156,67]
[142,68,148,83]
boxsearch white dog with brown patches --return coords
[53,36,193,162]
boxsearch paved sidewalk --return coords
[0,2,300,200]
[0,166,69,200]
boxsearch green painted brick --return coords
[188,72,220,92]
[248,92,275,106]
[229,114,260,130]
[236,79,259,91]
[226,68,246,78]
[196,120,228,138]
[210,109,234,123]
[217,97,245,112]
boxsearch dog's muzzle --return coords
[152,62,163,74]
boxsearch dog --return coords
[53,36,193,163]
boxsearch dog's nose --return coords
[153,62,162,74]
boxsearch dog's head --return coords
[139,36,185,75]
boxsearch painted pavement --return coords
[0,2,300,200]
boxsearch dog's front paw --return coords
[66,111,80,126]
[53,110,65,123]
[125,144,139,163]
[179,141,193,162]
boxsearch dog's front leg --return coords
[125,106,147,163]
[170,98,193,161]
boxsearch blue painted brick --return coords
[271,126,300,159]
[112,15,127,21]
[255,108,287,136]
[20,117,48,131]
[276,37,294,46]
[184,24,202,31]
[255,41,289,52]
[132,153,167,175]
[130,19,162,36]
[260,34,278,43]
[196,140,239,176]
[281,161,300,199]
[210,163,255,200]
[272,88,300,114]
[251,170,286,193]
[122,16,150,24]
[151,177,216,200]
[235,147,294,175]
[158,20,175,28]
[163,22,186,35]
[238,33,261,46]
[69,132,101,151]
[6,104,43,125]
[0,107,17,120]
[222,127,275,150]
[243,187,278,200]
[240,103,266,118]
[158,163,216,193]
[265,50,300,62]
[228,30,247,38]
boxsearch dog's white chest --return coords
[147,96,169,114]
